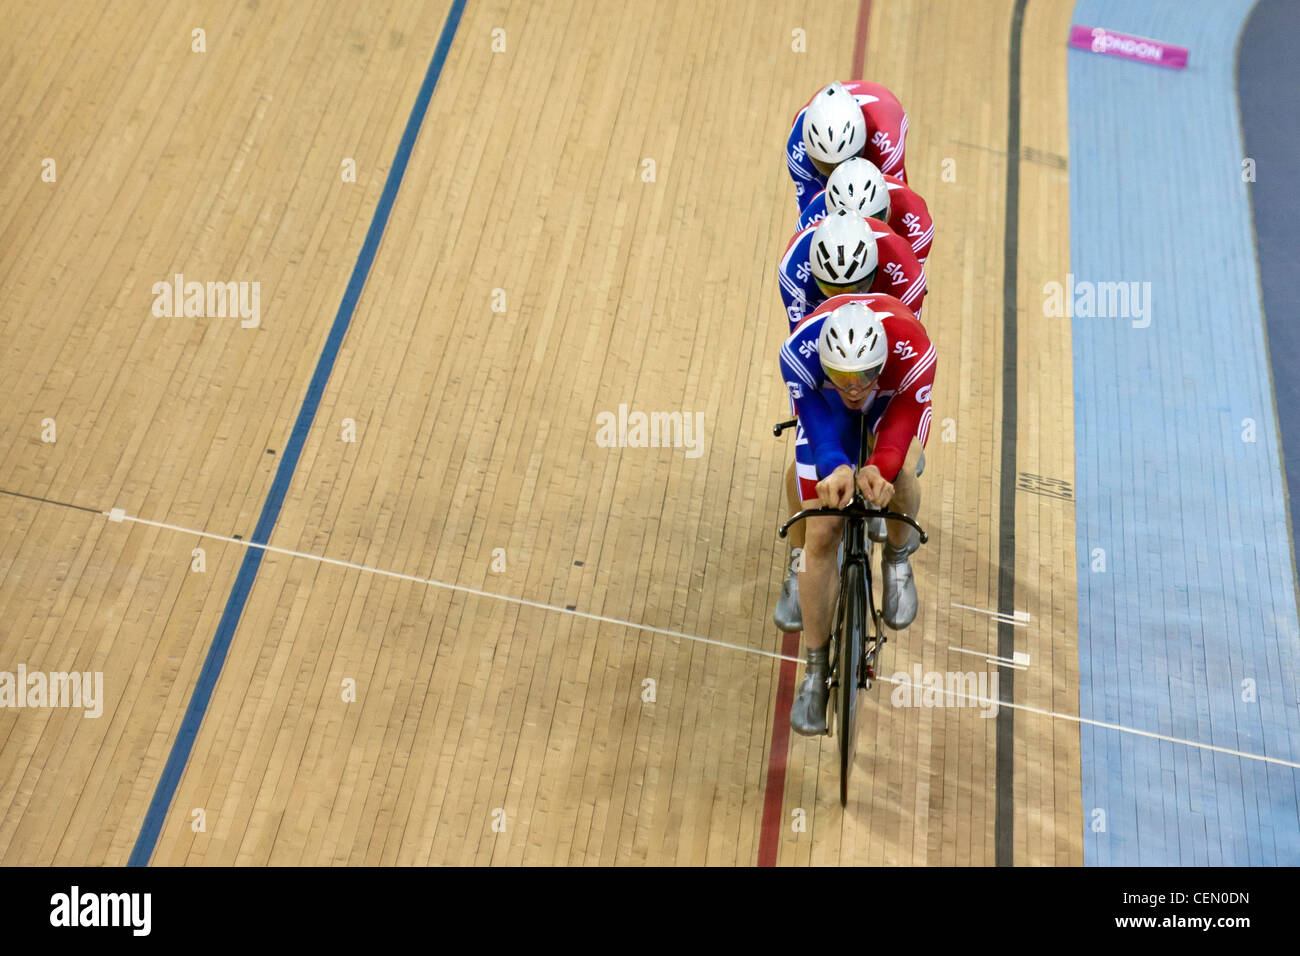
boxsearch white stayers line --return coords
[103,506,1300,769]
[878,673,1300,770]
[105,507,802,663]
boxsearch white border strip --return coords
[946,645,1029,670]
[951,601,1031,625]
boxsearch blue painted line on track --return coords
[128,0,468,866]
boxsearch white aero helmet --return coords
[825,157,890,221]
[810,208,879,290]
[818,301,888,390]
[802,82,867,167]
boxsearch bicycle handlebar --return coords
[772,414,927,543]
[779,501,928,543]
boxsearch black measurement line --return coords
[0,487,103,515]
[997,0,1029,868]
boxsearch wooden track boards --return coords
[0,0,1081,865]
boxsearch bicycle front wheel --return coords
[837,561,866,807]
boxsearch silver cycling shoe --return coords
[773,570,802,632]
[881,530,920,630]
[790,671,829,736]
[773,548,804,632]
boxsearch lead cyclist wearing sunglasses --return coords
[777,293,936,736]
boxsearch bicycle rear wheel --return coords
[837,561,865,807]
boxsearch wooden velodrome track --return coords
[0,0,1081,865]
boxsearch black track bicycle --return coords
[774,414,927,806]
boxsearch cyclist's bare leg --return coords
[798,510,845,651]
[790,508,844,734]
[886,438,924,549]
[773,458,807,632]
[785,460,806,551]
[882,438,925,629]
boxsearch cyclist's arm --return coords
[802,392,854,476]
[907,193,933,262]
[902,267,926,321]
[798,392,854,478]
[871,106,908,183]
[777,266,804,319]
[777,230,815,325]
[796,192,826,231]
[786,119,818,211]
[781,351,853,478]
[867,346,935,482]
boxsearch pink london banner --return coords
[1069,25,1189,70]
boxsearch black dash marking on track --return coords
[1016,472,1075,501]
[1022,146,1068,170]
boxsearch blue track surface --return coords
[1069,0,1300,864]
[1239,0,1300,593]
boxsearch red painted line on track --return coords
[851,0,873,79]
[757,0,871,869]
[757,630,802,867]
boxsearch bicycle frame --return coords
[775,413,927,805]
